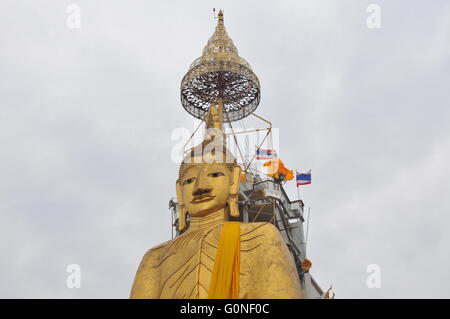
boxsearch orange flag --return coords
[263,158,294,181]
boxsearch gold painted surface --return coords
[130,121,303,298]
[205,100,224,132]
[130,211,303,299]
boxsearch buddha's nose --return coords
[192,168,212,197]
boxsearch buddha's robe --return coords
[130,222,303,299]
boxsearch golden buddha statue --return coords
[130,103,303,299]
[130,11,303,299]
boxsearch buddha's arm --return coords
[250,223,303,299]
[130,249,160,299]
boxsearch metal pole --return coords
[171,206,174,239]
[305,206,311,256]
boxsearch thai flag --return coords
[256,147,278,160]
[296,170,311,186]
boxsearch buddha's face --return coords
[178,160,236,217]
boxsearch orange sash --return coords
[208,222,240,299]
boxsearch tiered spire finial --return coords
[180,10,261,123]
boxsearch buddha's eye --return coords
[182,177,196,185]
[208,172,224,178]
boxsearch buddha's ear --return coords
[175,181,187,231]
[229,165,242,194]
[228,165,241,218]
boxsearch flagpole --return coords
[296,169,301,200]
[305,206,311,257]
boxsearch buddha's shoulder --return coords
[139,240,172,262]
[240,222,284,246]
[240,221,281,236]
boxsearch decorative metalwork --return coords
[301,258,312,272]
[180,10,260,122]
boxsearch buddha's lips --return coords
[191,195,215,203]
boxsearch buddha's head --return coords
[176,138,241,231]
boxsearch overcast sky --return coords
[1,0,449,298]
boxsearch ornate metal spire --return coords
[201,10,239,66]
[180,10,261,122]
